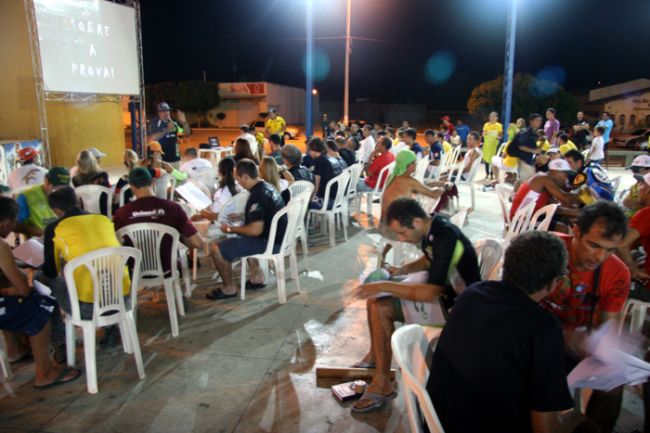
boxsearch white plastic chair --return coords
[619,299,650,336]
[412,157,430,183]
[454,156,483,211]
[307,171,351,247]
[528,203,558,232]
[239,198,305,303]
[0,333,12,379]
[118,185,133,208]
[288,182,315,258]
[288,180,315,199]
[359,161,395,218]
[116,223,184,337]
[63,246,145,394]
[495,184,514,237]
[449,208,468,228]
[391,324,445,433]
[198,149,222,170]
[343,163,365,222]
[609,176,621,197]
[153,174,176,200]
[75,185,114,219]
[474,238,504,280]
[430,145,461,182]
[191,168,216,195]
[504,200,535,243]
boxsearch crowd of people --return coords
[1,101,649,433]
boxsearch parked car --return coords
[249,121,301,141]
[613,129,650,150]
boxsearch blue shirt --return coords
[596,119,614,143]
[410,142,424,158]
[456,124,470,142]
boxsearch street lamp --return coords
[305,0,314,137]
[501,0,518,133]
[343,0,351,126]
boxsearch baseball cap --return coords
[441,116,451,121]
[633,172,650,187]
[128,167,153,188]
[147,141,164,154]
[626,155,650,170]
[87,147,106,159]
[46,167,70,186]
[548,159,573,172]
[157,102,171,112]
[18,147,38,162]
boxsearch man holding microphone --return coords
[148,101,191,169]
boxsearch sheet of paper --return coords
[176,182,212,211]
[12,238,44,268]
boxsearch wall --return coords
[0,0,127,168]
[603,91,650,132]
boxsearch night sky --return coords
[140,0,650,110]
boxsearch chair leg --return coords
[163,280,179,337]
[300,224,308,257]
[126,314,145,380]
[240,257,248,300]
[341,211,348,242]
[174,280,186,317]
[65,320,76,367]
[117,319,133,354]
[274,257,287,304]
[290,249,303,294]
[192,248,198,281]
[328,214,336,247]
[366,193,372,217]
[0,335,12,379]
[82,323,98,394]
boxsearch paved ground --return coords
[0,168,643,433]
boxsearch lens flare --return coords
[425,51,456,85]
[302,47,331,82]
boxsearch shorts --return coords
[378,220,399,241]
[356,179,374,193]
[218,235,270,261]
[0,293,55,336]
[491,156,506,171]
[517,161,535,182]
[390,271,446,326]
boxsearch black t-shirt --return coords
[507,128,537,165]
[420,215,481,311]
[149,118,181,163]
[283,165,315,203]
[313,154,344,201]
[339,148,357,167]
[427,280,574,433]
[573,119,590,145]
[245,181,286,243]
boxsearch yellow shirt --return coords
[482,122,503,140]
[265,116,286,135]
[442,140,452,154]
[559,140,578,155]
[538,139,550,152]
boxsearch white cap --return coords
[626,154,650,169]
[548,158,573,172]
[87,147,106,159]
[634,172,650,186]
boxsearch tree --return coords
[145,80,220,123]
[467,74,579,126]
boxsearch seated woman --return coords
[233,138,260,165]
[259,156,294,200]
[191,157,241,233]
[71,150,109,188]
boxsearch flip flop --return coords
[351,391,398,413]
[34,367,81,390]
[206,288,237,300]
[9,352,33,365]
[351,360,376,369]
[245,280,266,290]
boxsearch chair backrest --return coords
[609,176,621,196]
[504,200,535,242]
[293,189,312,226]
[119,185,132,208]
[474,238,504,280]
[528,203,558,232]
[261,198,304,257]
[198,149,221,169]
[217,190,250,225]
[322,170,351,211]
[345,163,365,197]
[153,175,176,200]
[391,324,445,433]
[75,185,114,219]
[462,155,483,184]
[412,157,430,183]
[449,208,468,228]
[188,178,213,199]
[372,161,396,194]
[416,194,441,215]
[495,184,513,227]
[115,223,180,279]
[192,168,216,194]
[288,180,315,200]
[63,246,142,324]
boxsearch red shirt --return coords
[365,151,395,189]
[540,233,630,330]
[630,206,650,275]
[509,181,552,220]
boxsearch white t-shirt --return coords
[8,164,48,190]
[390,142,408,155]
[358,136,376,163]
[181,158,213,176]
[237,133,258,157]
[590,136,605,161]
[210,185,240,213]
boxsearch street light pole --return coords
[343,0,351,126]
[305,0,314,137]
[501,0,518,134]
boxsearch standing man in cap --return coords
[14,167,70,237]
[622,155,650,217]
[8,147,48,191]
[265,108,287,144]
[149,102,190,169]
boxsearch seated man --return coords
[337,136,357,167]
[424,129,443,167]
[180,147,212,177]
[113,168,202,276]
[510,158,580,231]
[281,144,314,184]
[8,147,48,191]
[356,136,395,193]
[353,198,481,412]
[0,196,80,388]
[267,134,284,166]
[207,159,286,300]
[617,171,650,284]
[402,127,424,159]
[542,201,630,433]
[622,154,650,217]
[558,133,579,156]
[429,231,595,433]
[565,149,614,202]
[15,167,70,237]
[308,137,345,209]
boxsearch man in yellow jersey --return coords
[482,111,503,180]
[265,108,287,144]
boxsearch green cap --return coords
[46,167,70,186]
[128,167,153,188]
[0,184,10,193]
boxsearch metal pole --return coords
[501,0,517,135]
[343,0,351,126]
[305,0,314,137]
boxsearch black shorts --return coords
[0,293,55,336]
[218,236,269,261]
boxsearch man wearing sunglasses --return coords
[148,101,191,169]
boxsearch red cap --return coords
[441,116,451,121]
[18,147,38,161]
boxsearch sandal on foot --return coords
[206,289,237,300]
[351,391,397,413]
[245,280,266,290]
[34,367,81,389]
